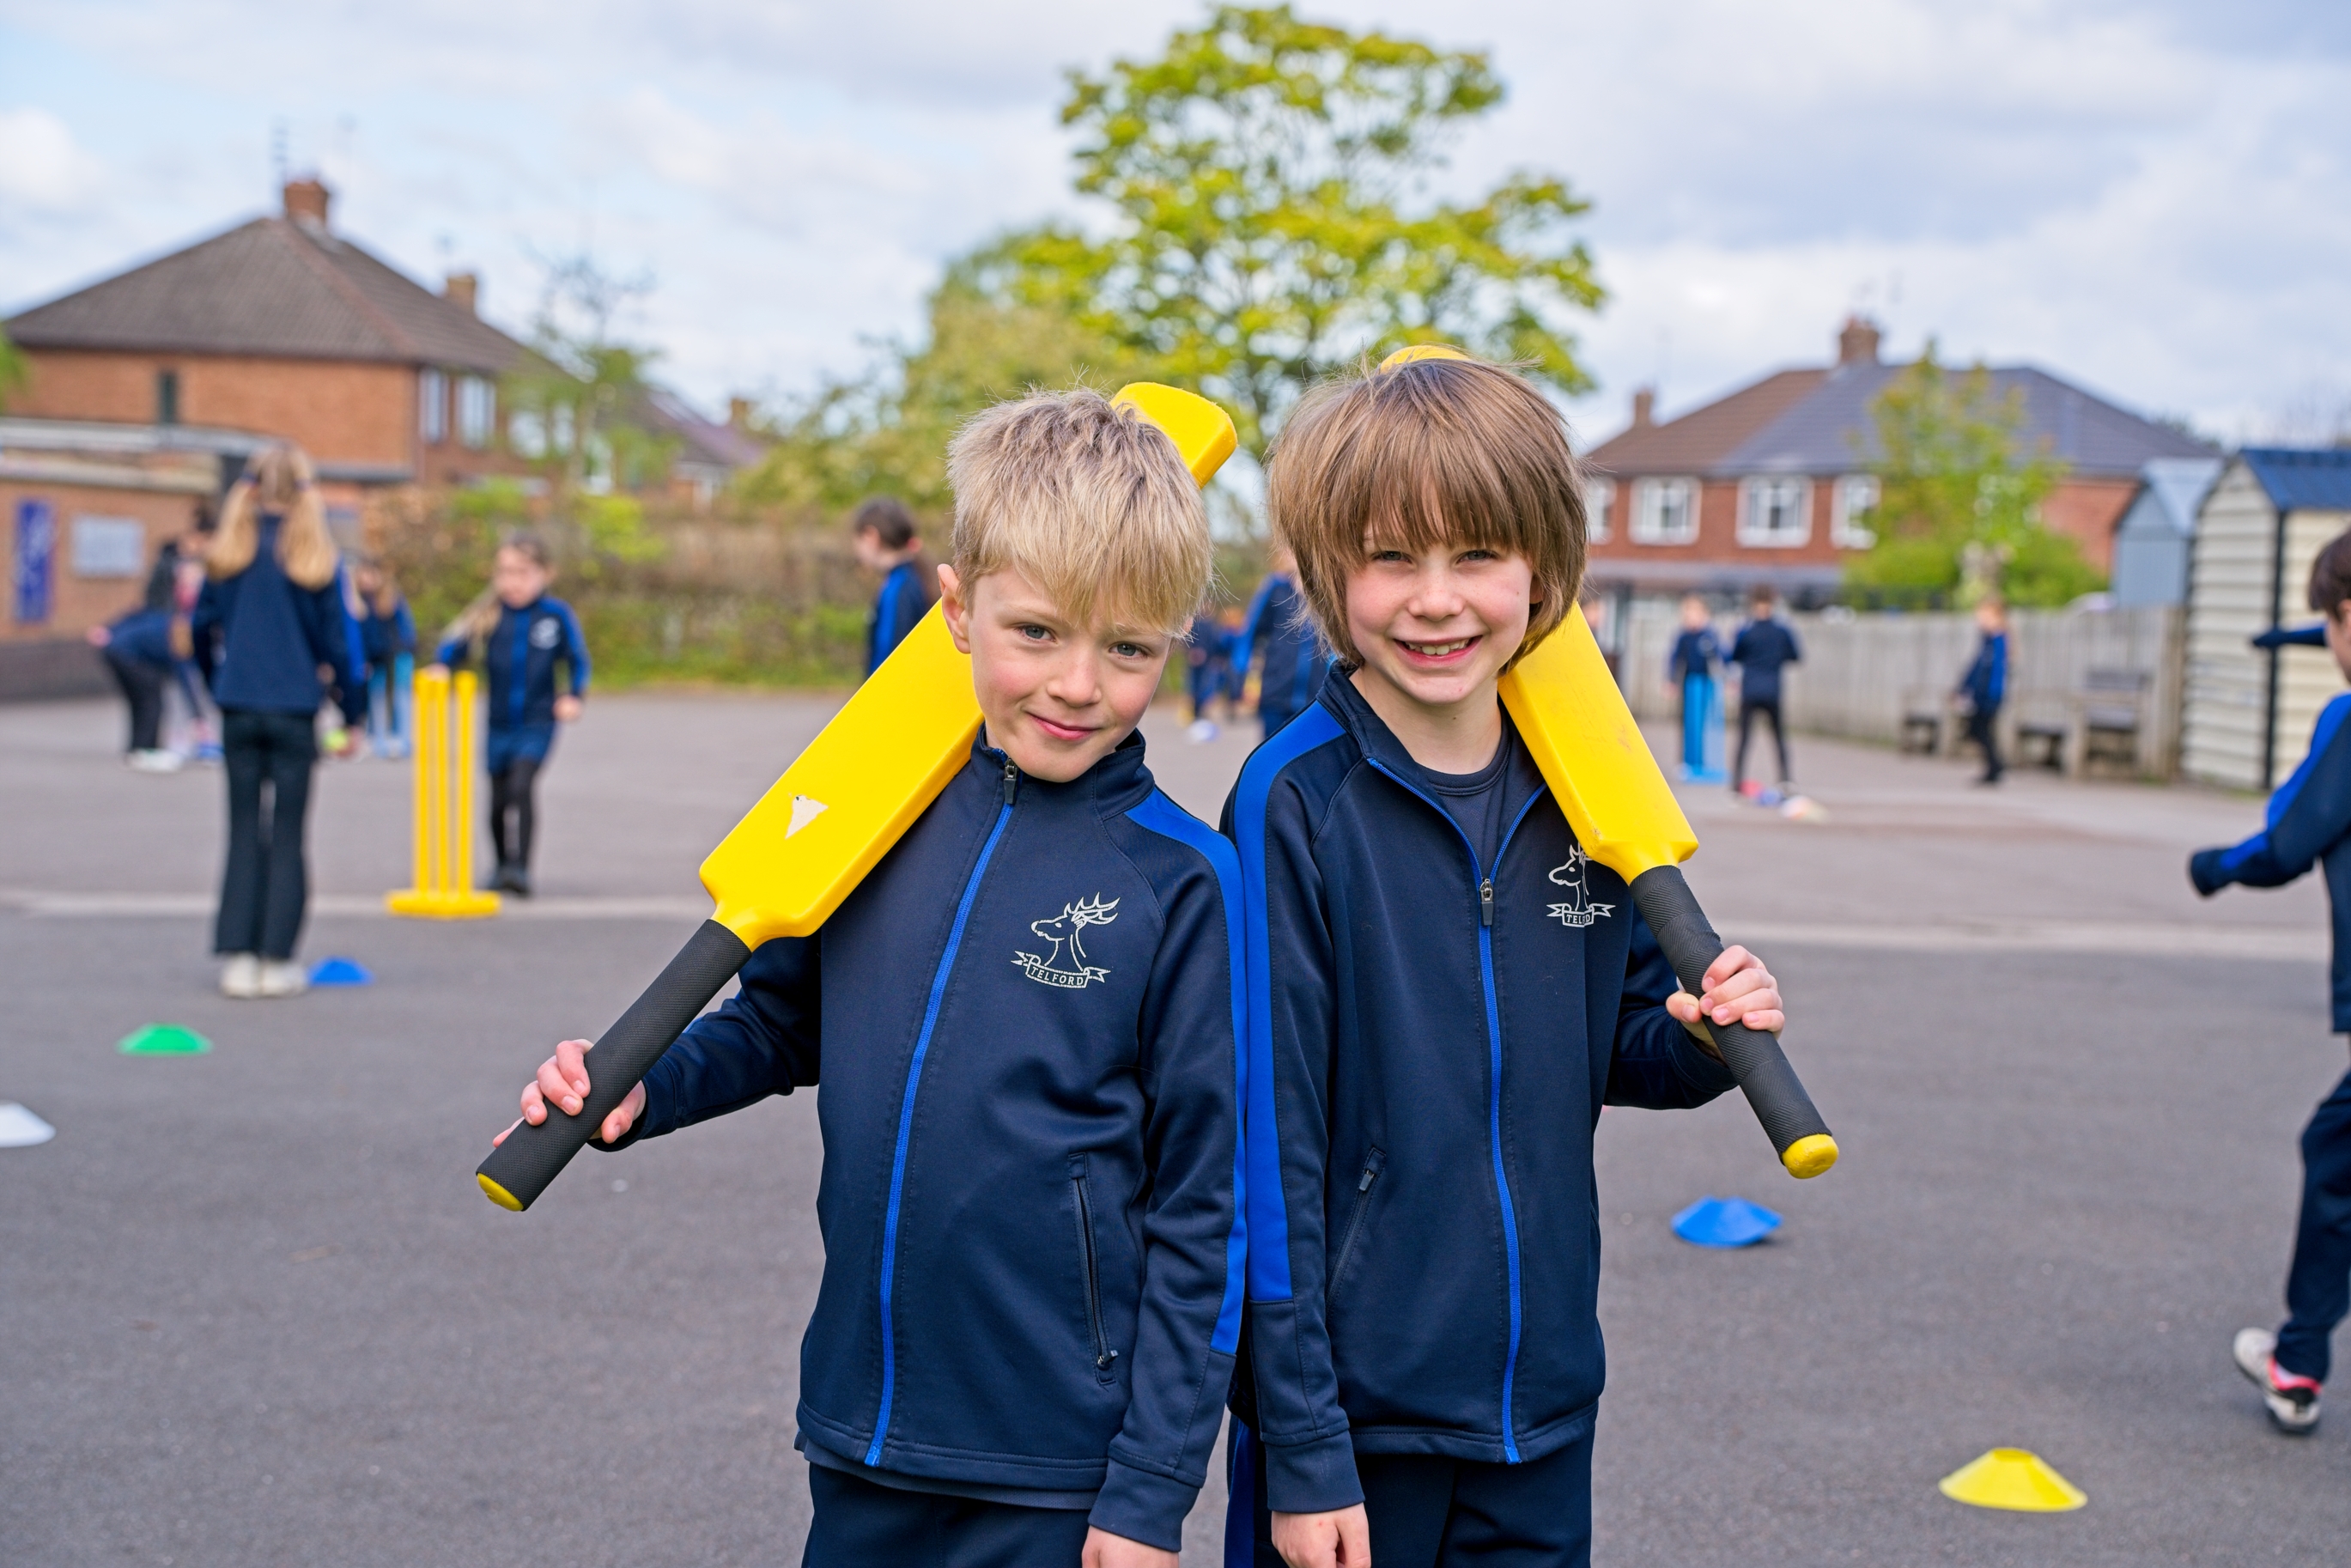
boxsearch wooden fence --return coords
[1612,601,2186,779]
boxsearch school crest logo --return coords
[529,617,562,649]
[1013,895,1120,988]
[1546,848,1614,928]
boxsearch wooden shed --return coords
[2181,449,2351,791]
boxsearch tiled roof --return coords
[641,388,768,472]
[1588,357,2214,481]
[2242,447,2351,514]
[6,217,525,374]
[1583,369,1823,476]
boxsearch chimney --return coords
[443,272,479,315]
[728,397,753,430]
[1838,315,1881,367]
[1631,386,1655,429]
[282,176,331,232]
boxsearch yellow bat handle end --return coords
[1781,1133,1839,1180]
[477,1172,525,1212]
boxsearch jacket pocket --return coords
[1067,1154,1120,1383]
[1329,1146,1386,1298]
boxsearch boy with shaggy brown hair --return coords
[1222,352,1791,1567]
[504,389,1246,1567]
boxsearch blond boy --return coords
[503,392,1246,1566]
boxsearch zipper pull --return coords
[1097,1349,1119,1370]
[1480,878,1494,927]
[1357,1164,1377,1194]
[1001,758,1018,807]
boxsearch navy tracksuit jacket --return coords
[609,733,1243,1552]
[436,598,590,738]
[867,562,930,675]
[1236,574,1326,732]
[1223,674,1738,1510]
[2194,692,2351,1030]
[191,518,367,726]
[1728,617,1801,704]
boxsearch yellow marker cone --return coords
[1937,1449,2087,1512]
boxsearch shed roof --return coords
[5,216,526,374]
[1587,348,2214,481]
[2242,447,2351,514]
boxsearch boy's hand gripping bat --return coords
[475,384,1239,1212]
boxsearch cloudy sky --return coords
[3,0,2348,447]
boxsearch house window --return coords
[1584,477,1615,544]
[1831,474,1880,549]
[458,376,495,449]
[419,369,448,444]
[155,369,180,427]
[1631,477,1699,545]
[1738,477,1812,548]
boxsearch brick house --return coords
[1580,318,2215,604]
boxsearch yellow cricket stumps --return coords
[388,667,500,919]
[474,383,1242,1212]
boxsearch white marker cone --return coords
[0,1102,57,1148]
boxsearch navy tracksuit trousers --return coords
[1226,1421,1595,1568]
[802,1465,1090,1567]
[2280,1067,2351,1383]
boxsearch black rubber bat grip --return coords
[476,919,753,1211]
[1629,866,1837,1177]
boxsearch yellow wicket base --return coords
[387,666,501,920]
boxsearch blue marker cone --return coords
[1672,1195,1782,1248]
[308,957,373,987]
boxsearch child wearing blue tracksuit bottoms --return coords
[2196,529,2351,1437]
[498,391,1242,1568]
[433,533,587,897]
[1222,351,1790,1568]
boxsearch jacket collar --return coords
[1317,670,1548,819]
[969,725,1155,819]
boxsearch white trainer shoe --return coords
[256,960,310,999]
[220,954,261,999]
[2233,1327,2321,1434]
[127,749,184,773]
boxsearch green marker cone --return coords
[118,1024,211,1055]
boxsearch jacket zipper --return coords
[1329,1146,1387,1293]
[1368,758,1545,1463]
[1069,1158,1119,1378]
[865,766,1017,1466]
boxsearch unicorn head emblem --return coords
[1014,894,1121,988]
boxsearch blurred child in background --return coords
[1233,544,1325,740]
[1954,598,2008,786]
[851,495,936,674]
[191,442,365,999]
[432,533,588,898]
[1668,593,1725,783]
[1184,604,1233,742]
[86,605,183,771]
[352,556,416,758]
[1728,585,1801,793]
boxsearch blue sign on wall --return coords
[14,498,56,625]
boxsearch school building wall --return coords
[2180,465,2345,791]
[14,349,415,476]
[1,475,208,698]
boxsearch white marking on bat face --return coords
[787,795,829,837]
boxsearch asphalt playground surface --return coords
[5,690,2348,1566]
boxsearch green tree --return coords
[501,252,675,500]
[1844,345,2099,608]
[0,325,28,410]
[969,4,1603,465]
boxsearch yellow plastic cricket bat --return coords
[476,385,1238,1212]
[1382,344,1836,1178]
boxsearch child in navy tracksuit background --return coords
[497,391,1242,1568]
[352,556,416,758]
[1233,547,1326,740]
[1728,586,1801,792]
[2196,527,2351,1437]
[432,533,588,897]
[851,495,937,675]
[1225,352,1787,1568]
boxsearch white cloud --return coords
[0,106,106,210]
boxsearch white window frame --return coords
[1831,474,1880,549]
[1584,476,1615,544]
[418,368,447,445]
[1630,477,1699,546]
[1738,476,1813,549]
[457,376,495,449]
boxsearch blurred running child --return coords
[1728,585,1801,793]
[851,495,937,674]
[1668,593,1724,782]
[495,389,1243,1568]
[352,556,416,757]
[431,533,587,898]
[86,605,182,771]
[1225,351,1786,1568]
[1233,545,1324,739]
[1955,599,2008,785]
[190,442,365,999]
[1185,604,1234,741]
[2195,527,2351,1437]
